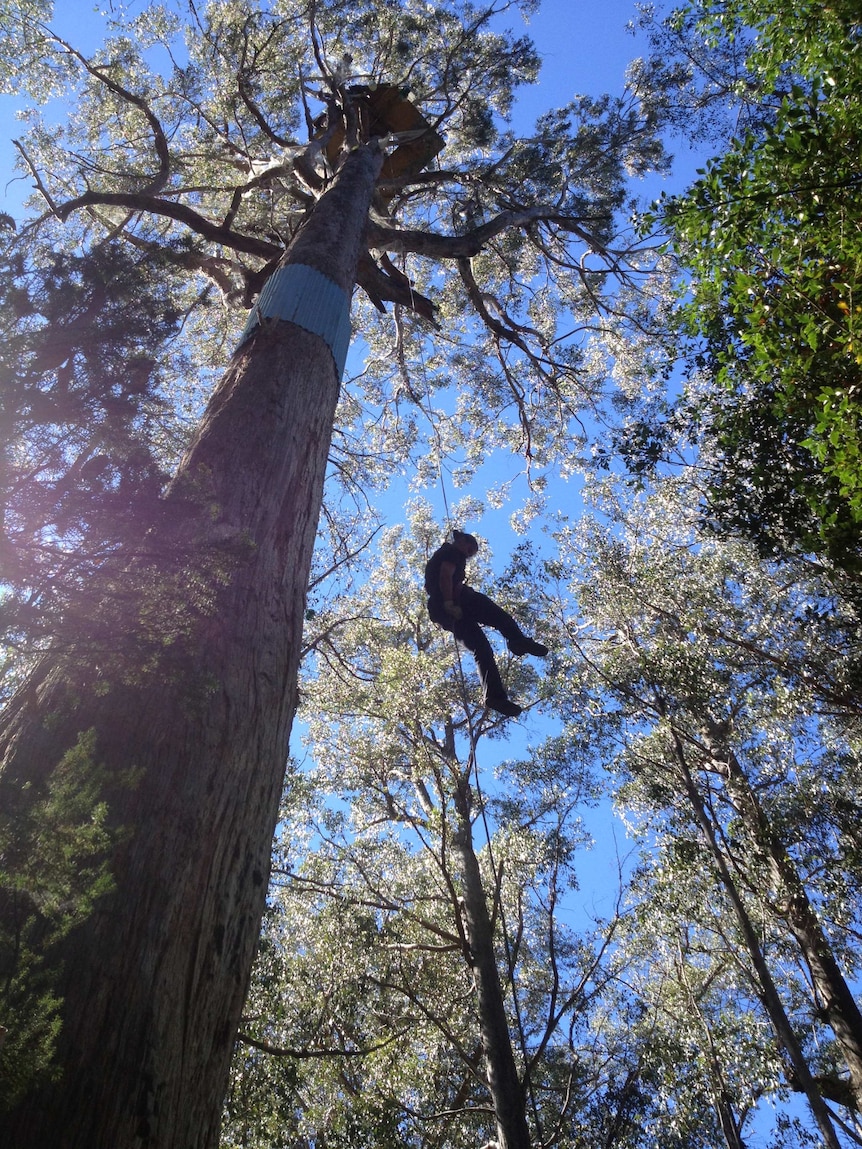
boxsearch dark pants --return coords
[428,587,526,701]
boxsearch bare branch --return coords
[457,257,531,353]
[54,190,281,261]
[356,252,438,325]
[12,140,59,215]
[366,207,609,261]
[41,23,171,197]
[237,1028,410,1059]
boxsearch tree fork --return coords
[1,143,382,1149]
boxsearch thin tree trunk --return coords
[716,1091,749,1149]
[720,744,862,1111]
[1,144,382,1149]
[675,939,750,1149]
[669,730,842,1149]
[452,779,533,1149]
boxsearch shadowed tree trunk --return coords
[713,735,862,1112]
[453,777,533,1149]
[1,143,382,1149]
[668,727,842,1149]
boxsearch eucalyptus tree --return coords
[548,470,862,1145]
[0,0,674,1145]
[222,509,664,1149]
[615,862,808,1149]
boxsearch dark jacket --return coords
[424,543,466,605]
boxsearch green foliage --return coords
[4,3,828,1144]
[0,728,117,1111]
[223,496,855,1146]
[655,0,862,571]
[0,0,679,521]
[0,236,253,693]
[0,240,184,661]
[0,0,72,99]
[221,515,644,1148]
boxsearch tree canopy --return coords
[638,0,862,573]
[1,0,862,1147]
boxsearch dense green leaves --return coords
[0,729,118,1112]
[654,0,862,571]
[0,238,202,684]
[548,468,862,1139]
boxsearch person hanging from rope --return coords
[425,529,549,718]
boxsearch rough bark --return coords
[453,780,532,1149]
[1,144,382,1149]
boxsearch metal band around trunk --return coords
[238,263,352,377]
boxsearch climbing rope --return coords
[402,271,544,1142]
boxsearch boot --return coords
[508,635,549,658]
[485,694,522,718]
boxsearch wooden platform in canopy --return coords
[323,84,445,193]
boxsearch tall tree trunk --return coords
[669,730,842,1149]
[675,939,750,1149]
[453,779,533,1149]
[1,144,382,1149]
[718,743,862,1111]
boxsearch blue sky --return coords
[0,0,700,216]
[0,0,693,908]
[0,9,827,1140]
